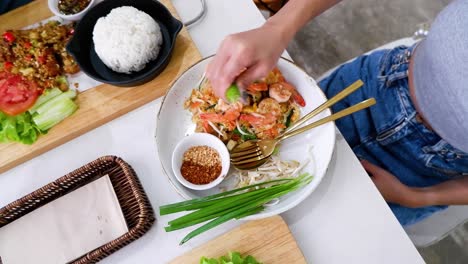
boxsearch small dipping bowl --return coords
[172,133,230,191]
[48,0,96,21]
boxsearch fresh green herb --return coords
[160,173,313,245]
[285,109,294,128]
[242,133,257,141]
[233,127,257,141]
[200,251,261,264]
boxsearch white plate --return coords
[155,57,336,220]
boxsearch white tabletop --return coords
[0,0,424,263]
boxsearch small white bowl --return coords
[48,0,96,21]
[172,133,230,191]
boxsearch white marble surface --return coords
[0,0,424,263]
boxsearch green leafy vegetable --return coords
[0,111,40,144]
[285,109,294,128]
[233,127,257,141]
[160,173,313,245]
[0,88,78,144]
[200,251,261,264]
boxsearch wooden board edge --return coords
[169,216,307,263]
[0,0,202,174]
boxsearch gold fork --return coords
[229,79,364,170]
[284,79,363,134]
[230,98,376,169]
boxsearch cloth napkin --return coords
[0,175,128,264]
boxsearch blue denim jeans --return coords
[0,0,32,15]
[319,45,468,226]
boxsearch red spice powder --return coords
[180,146,222,185]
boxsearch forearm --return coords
[408,177,468,207]
[265,0,341,41]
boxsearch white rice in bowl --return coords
[93,6,163,74]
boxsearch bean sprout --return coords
[232,146,316,188]
[235,120,249,135]
[208,121,223,137]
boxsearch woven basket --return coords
[0,156,155,264]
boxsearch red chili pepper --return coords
[2,32,15,43]
[38,55,46,64]
[25,55,32,61]
[24,41,32,49]
[3,61,13,71]
[69,28,75,35]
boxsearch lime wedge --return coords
[226,84,241,103]
[225,84,241,103]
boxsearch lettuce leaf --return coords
[0,111,41,145]
[0,88,78,145]
[200,252,261,264]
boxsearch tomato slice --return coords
[0,72,40,116]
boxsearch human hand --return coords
[206,23,290,100]
[361,160,419,208]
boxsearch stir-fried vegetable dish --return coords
[0,21,79,92]
[0,21,79,144]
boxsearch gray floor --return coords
[418,221,468,264]
[282,0,468,263]
[287,0,450,78]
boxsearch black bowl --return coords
[66,0,182,87]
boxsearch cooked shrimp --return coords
[269,83,292,103]
[257,98,282,117]
[260,123,286,139]
[215,99,242,112]
[200,108,240,122]
[199,102,242,130]
[269,82,306,107]
[239,113,276,127]
[240,113,282,139]
[185,67,304,144]
[246,82,268,93]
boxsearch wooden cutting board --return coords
[170,216,307,264]
[0,0,201,174]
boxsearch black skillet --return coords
[66,0,182,87]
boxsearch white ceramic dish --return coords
[155,56,336,220]
[48,0,96,21]
[172,133,230,191]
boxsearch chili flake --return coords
[181,146,222,185]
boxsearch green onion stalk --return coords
[159,173,313,245]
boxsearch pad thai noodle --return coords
[184,68,305,148]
